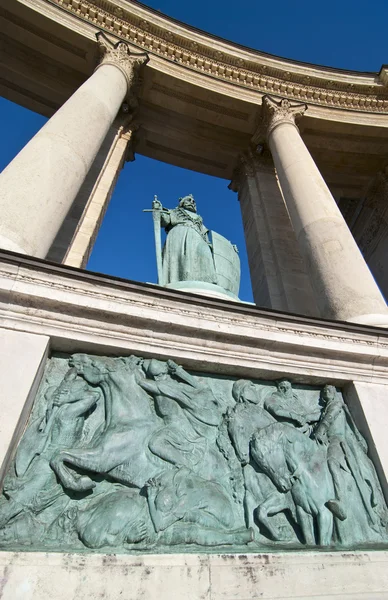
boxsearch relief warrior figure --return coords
[49,354,174,492]
[250,423,344,546]
[226,380,297,540]
[0,370,100,539]
[145,467,253,547]
[138,359,230,482]
[227,379,347,545]
[312,384,388,537]
[65,467,254,550]
[264,379,320,433]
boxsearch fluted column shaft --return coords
[263,96,387,324]
[0,34,148,259]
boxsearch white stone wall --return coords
[0,551,387,599]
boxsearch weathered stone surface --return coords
[0,329,49,486]
[0,551,387,599]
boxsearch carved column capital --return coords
[229,149,274,192]
[261,95,307,139]
[95,32,149,108]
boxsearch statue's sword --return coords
[143,195,165,286]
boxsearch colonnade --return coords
[0,34,386,325]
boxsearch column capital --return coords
[261,95,307,139]
[229,149,274,192]
[95,32,149,108]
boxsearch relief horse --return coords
[250,422,342,546]
[50,354,169,491]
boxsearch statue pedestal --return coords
[164,280,241,302]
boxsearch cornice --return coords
[2,251,388,384]
[46,0,388,114]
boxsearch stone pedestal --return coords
[165,280,241,301]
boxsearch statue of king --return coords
[145,195,240,300]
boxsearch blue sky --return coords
[1,0,387,302]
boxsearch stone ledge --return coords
[1,251,388,384]
[0,550,387,599]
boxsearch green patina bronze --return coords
[0,354,387,553]
[145,195,241,298]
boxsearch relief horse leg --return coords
[296,505,315,545]
[50,446,119,492]
[317,507,333,546]
[256,492,289,540]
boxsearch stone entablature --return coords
[52,0,388,113]
[1,252,388,385]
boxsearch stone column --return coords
[262,95,388,324]
[230,150,319,316]
[0,33,148,259]
[63,119,138,269]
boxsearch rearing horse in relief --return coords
[250,423,344,546]
[50,354,169,491]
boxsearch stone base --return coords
[0,551,387,599]
[164,280,241,302]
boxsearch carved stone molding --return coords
[95,31,148,108]
[379,66,388,86]
[50,0,388,113]
[229,149,274,192]
[261,96,307,140]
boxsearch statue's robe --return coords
[161,208,217,284]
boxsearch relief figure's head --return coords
[320,384,337,404]
[143,358,169,380]
[69,354,109,385]
[275,378,293,397]
[232,380,261,405]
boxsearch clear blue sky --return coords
[1,0,387,302]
